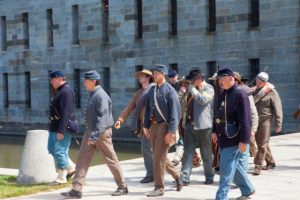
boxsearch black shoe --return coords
[140,176,154,183]
[66,171,75,180]
[262,163,276,170]
[183,181,189,186]
[61,189,82,199]
[111,187,128,196]
[204,179,214,185]
[175,174,183,191]
[146,189,164,197]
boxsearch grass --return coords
[0,175,70,199]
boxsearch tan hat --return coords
[178,76,188,83]
[135,69,153,78]
[233,71,242,84]
[208,73,217,81]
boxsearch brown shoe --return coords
[262,163,276,170]
[146,189,164,197]
[252,168,261,176]
[175,174,183,191]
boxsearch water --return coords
[0,136,141,169]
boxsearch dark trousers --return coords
[72,128,126,192]
[150,122,180,189]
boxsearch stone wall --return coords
[0,0,299,138]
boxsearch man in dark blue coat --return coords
[48,70,76,184]
[212,68,255,200]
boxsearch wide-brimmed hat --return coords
[178,76,188,83]
[208,73,217,81]
[49,70,65,79]
[82,70,101,80]
[135,69,153,78]
[185,68,204,81]
[151,64,168,75]
[233,71,242,84]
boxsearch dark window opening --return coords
[3,73,8,108]
[23,13,29,49]
[136,0,143,39]
[102,0,109,42]
[249,58,260,81]
[72,5,79,45]
[25,72,31,108]
[74,69,81,108]
[47,9,54,47]
[249,0,259,27]
[103,67,111,95]
[208,0,216,32]
[1,16,7,51]
[169,63,178,73]
[170,0,177,35]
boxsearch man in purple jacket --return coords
[212,68,255,200]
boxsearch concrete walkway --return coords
[2,133,300,200]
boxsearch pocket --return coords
[225,123,239,138]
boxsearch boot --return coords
[66,158,76,179]
[55,168,68,184]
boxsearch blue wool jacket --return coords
[144,82,180,133]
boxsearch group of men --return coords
[47,64,283,199]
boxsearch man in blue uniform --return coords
[212,68,255,200]
[144,64,183,197]
[48,70,76,184]
[61,70,128,198]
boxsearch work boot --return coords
[262,163,276,170]
[66,158,76,179]
[140,176,154,183]
[146,188,164,197]
[175,173,183,191]
[252,168,261,176]
[111,187,128,196]
[61,189,82,199]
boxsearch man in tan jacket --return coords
[114,69,155,183]
[252,72,283,175]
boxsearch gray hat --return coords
[82,70,101,80]
[151,64,168,75]
[257,72,269,82]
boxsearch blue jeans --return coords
[181,125,214,183]
[48,131,72,169]
[141,135,153,178]
[216,146,254,200]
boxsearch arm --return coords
[167,90,181,133]
[237,91,251,144]
[117,90,140,123]
[249,95,258,133]
[271,90,283,130]
[57,90,74,134]
[190,84,214,106]
[143,89,152,129]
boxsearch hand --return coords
[239,142,247,153]
[180,87,187,94]
[251,131,256,136]
[56,133,64,140]
[87,139,96,145]
[144,128,151,140]
[164,132,174,145]
[212,133,218,143]
[275,127,282,134]
[114,120,121,129]
[188,84,195,93]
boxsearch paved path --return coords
[2,133,300,200]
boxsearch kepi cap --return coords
[168,69,178,78]
[217,68,234,77]
[151,64,168,75]
[49,70,65,79]
[82,70,101,80]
